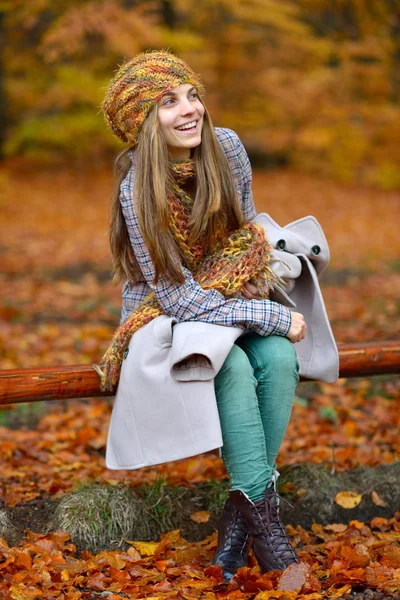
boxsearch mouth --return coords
[175,120,198,134]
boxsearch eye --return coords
[189,91,198,99]
[161,97,174,106]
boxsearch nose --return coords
[180,97,196,115]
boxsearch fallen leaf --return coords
[255,593,289,600]
[324,523,348,533]
[128,541,159,556]
[380,545,400,569]
[102,552,126,569]
[349,520,365,529]
[204,565,223,580]
[371,490,387,507]
[190,510,210,524]
[155,559,168,571]
[370,517,390,531]
[278,561,312,591]
[340,544,370,567]
[326,584,352,598]
[126,546,142,561]
[15,552,32,569]
[152,580,175,592]
[86,572,108,590]
[335,491,362,509]
[135,597,164,600]
[9,584,42,600]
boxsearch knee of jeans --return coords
[218,343,253,378]
[261,336,299,376]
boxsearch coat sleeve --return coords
[119,163,291,338]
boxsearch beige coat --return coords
[106,214,338,470]
[254,213,339,383]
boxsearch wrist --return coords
[265,301,292,337]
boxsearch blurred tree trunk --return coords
[161,0,177,29]
[0,10,5,160]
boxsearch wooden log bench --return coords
[0,341,399,406]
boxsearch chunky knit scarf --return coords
[95,161,280,391]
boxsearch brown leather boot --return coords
[230,481,299,572]
[212,498,251,581]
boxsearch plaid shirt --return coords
[119,127,291,337]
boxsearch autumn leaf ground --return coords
[0,161,399,598]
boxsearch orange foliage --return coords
[5,1,400,186]
[0,518,400,598]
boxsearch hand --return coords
[287,312,307,343]
[241,281,267,300]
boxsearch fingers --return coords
[292,322,307,343]
[245,282,259,295]
[241,286,254,300]
[242,281,263,300]
[287,312,307,343]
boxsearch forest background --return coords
[0,1,399,598]
[3,0,400,187]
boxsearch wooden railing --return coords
[0,341,399,406]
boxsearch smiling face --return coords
[157,83,205,160]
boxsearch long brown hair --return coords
[110,103,244,285]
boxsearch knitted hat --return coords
[102,50,205,145]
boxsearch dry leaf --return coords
[335,491,362,509]
[127,541,159,556]
[341,544,370,567]
[255,592,292,599]
[278,561,312,591]
[190,510,210,524]
[127,546,142,561]
[60,569,70,582]
[371,490,387,507]
[327,584,352,598]
[135,597,164,600]
[349,520,365,529]
[325,523,348,533]
[370,517,390,531]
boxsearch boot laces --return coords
[259,489,297,558]
[230,510,249,552]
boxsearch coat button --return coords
[276,239,286,250]
[312,245,321,256]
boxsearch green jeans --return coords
[214,333,299,502]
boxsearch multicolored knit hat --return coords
[102,50,205,145]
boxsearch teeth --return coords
[177,121,196,131]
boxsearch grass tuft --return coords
[138,475,182,537]
[0,510,18,540]
[53,484,147,553]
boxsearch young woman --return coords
[101,50,307,581]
